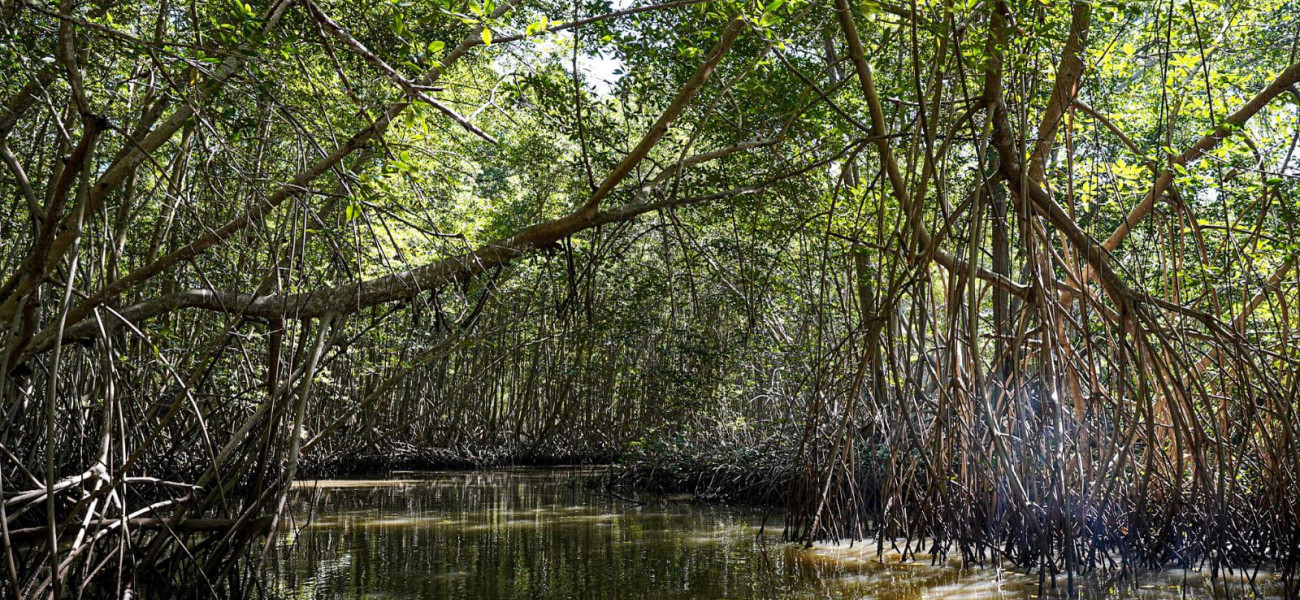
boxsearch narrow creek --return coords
[266,468,1281,599]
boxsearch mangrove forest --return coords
[1,0,1299,596]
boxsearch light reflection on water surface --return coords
[268,468,1280,600]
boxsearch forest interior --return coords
[1,0,1300,595]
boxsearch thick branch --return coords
[16,1,523,364]
[981,3,1131,308]
[23,15,748,358]
[581,17,748,214]
[0,66,56,143]
[1103,60,1300,252]
[1027,0,1090,183]
[50,180,763,340]
[0,0,295,324]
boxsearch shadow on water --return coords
[264,469,1286,600]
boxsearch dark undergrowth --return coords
[297,435,798,507]
[298,445,619,478]
[597,436,797,505]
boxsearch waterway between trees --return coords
[267,468,1282,600]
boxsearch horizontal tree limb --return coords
[6,516,273,545]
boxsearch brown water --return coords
[268,468,1280,600]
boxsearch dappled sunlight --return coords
[268,470,1295,600]
[4,0,1297,594]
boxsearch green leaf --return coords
[526,16,549,36]
[481,28,492,46]
[428,40,445,53]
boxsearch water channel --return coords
[267,468,1280,600]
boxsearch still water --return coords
[268,468,1279,600]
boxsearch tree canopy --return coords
[1,0,1299,594]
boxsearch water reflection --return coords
[267,469,1282,600]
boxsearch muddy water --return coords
[267,468,1278,599]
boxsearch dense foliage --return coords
[1,0,1298,595]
